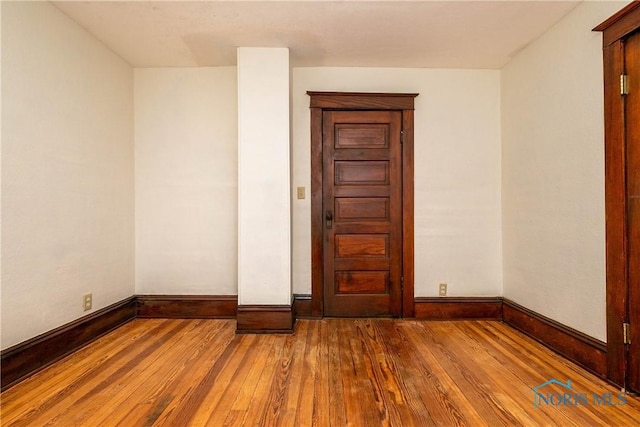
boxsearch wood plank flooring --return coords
[1,319,639,426]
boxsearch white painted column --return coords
[237,48,291,306]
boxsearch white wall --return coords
[292,68,503,297]
[1,2,134,349]
[133,66,503,301]
[3,0,615,347]
[501,1,629,342]
[237,48,291,305]
[135,67,238,295]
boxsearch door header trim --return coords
[307,92,418,110]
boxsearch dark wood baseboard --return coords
[136,295,237,318]
[0,296,136,392]
[414,296,608,379]
[293,294,318,319]
[236,305,294,334]
[1,293,610,392]
[502,299,607,378]
[414,297,503,320]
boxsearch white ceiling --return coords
[52,1,582,69]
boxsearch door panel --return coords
[335,198,390,222]
[335,124,389,148]
[335,161,390,185]
[335,271,389,293]
[323,110,402,317]
[335,234,389,258]
[626,30,640,393]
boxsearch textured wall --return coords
[501,1,629,341]
[2,2,134,349]
[292,67,503,298]
[134,67,238,295]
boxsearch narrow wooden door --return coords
[322,110,403,317]
[596,2,640,390]
[626,30,640,393]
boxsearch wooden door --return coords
[596,2,640,391]
[322,110,403,317]
[626,30,640,393]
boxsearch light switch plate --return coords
[297,187,305,199]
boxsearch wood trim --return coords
[136,295,237,318]
[414,297,607,378]
[414,297,502,320]
[402,110,416,318]
[293,294,316,319]
[595,3,640,388]
[0,296,136,391]
[310,105,324,318]
[236,305,294,334]
[0,294,612,392]
[503,299,607,378]
[603,39,628,387]
[308,92,418,318]
[593,1,640,46]
[307,92,418,110]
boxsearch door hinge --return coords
[401,276,404,288]
[400,130,404,144]
[621,74,629,95]
[623,322,631,345]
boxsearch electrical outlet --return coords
[297,186,305,199]
[439,283,448,297]
[83,293,92,311]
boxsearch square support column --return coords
[236,48,292,333]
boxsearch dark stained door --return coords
[323,110,402,317]
[626,30,640,393]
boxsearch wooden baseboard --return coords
[414,296,607,379]
[136,295,237,318]
[502,299,607,378]
[1,293,610,391]
[414,297,503,320]
[293,294,318,319]
[236,305,294,334]
[0,296,136,392]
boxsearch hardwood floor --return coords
[1,319,639,426]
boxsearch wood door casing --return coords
[626,30,640,392]
[308,92,417,318]
[323,110,402,317]
[595,1,640,391]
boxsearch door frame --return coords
[307,92,418,318]
[594,1,640,388]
